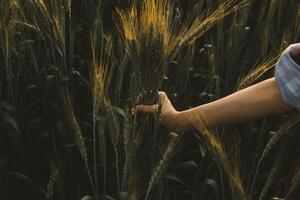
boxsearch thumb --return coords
[133,104,159,114]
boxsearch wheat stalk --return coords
[190,114,248,200]
[237,45,287,90]
[122,139,138,191]
[0,0,19,103]
[259,115,300,163]
[116,0,249,102]
[90,27,112,195]
[258,150,282,200]
[285,162,300,199]
[62,89,96,193]
[98,116,107,192]
[145,132,180,200]
[249,114,300,195]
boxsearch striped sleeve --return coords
[275,44,300,111]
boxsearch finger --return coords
[158,91,166,101]
[158,91,169,111]
[133,104,159,114]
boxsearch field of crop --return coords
[1,0,300,199]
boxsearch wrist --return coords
[178,106,212,131]
[176,110,195,131]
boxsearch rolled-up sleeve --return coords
[275,44,300,111]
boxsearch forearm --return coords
[179,78,294,130]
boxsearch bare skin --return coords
[134,44,300,132]
[134,78,294,132]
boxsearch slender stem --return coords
[93,122,98,198]
[145,189,150,200]
[249,160,262,195]
[84,161,96,195]
[218,165,226,200]
[114,146,120,197]
[103,164,107,193]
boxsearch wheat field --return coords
[0,0,300,199]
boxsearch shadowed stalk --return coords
[98,117,107,193]
[62,89,96,194]
[190,114,248,200]
[122,139,138,192]
[152,102,162,162]
[258,149,283,200]
[0,0,18,104]
[285,162,300,199]
[237,45,287,90]
[123,106,132,155]
[90,17,112,193]
[93,117,98,197]
[107,107,121,195]
[66,0,73,74]
[121,105,133,191]
[124,108,139,191]
[249,114,300,194]
[115,146,120,197]
[122,108,139,191]
[145,132,181,200]
[33,0,68,73]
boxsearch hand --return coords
[133,91,186,132]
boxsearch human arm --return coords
[135,78,294,132]
[178,77,293,130]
